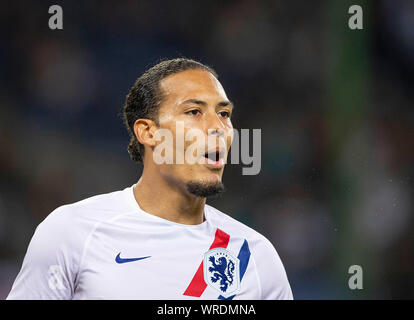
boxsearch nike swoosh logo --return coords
[115,253,151,264]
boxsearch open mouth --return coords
[203,149,225,168]
[204,150,222,162]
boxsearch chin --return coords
[185,179,226,198]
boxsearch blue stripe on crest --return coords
[218,239,251,300]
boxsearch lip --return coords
[203,157,225,169]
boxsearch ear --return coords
[133,119,158,148]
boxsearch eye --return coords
[186,109,201,116]
[218,110,230,118]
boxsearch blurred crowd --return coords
[0,0,413,299]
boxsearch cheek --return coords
[158,119,185,153]
[225,127,234,149]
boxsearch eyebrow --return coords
[181,99,234,109]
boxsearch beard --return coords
[186,180,226,198]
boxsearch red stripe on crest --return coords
[183,228,230,297]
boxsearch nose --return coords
[206,112,225,137]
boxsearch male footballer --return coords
[7,58,293,299]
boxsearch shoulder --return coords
[205,204,293,299]
[7,188,134,300]
[39,187,134,231]
[34,187,135,252]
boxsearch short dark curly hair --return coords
[123,58,218,163]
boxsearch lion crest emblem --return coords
[203,248,240,297]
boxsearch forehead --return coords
[159,69,228,103]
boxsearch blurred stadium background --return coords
[0,0,413,299]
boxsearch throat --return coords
[133,180,206,226]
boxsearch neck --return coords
[133,167,206,225]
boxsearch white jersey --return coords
[7,185,293,300]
